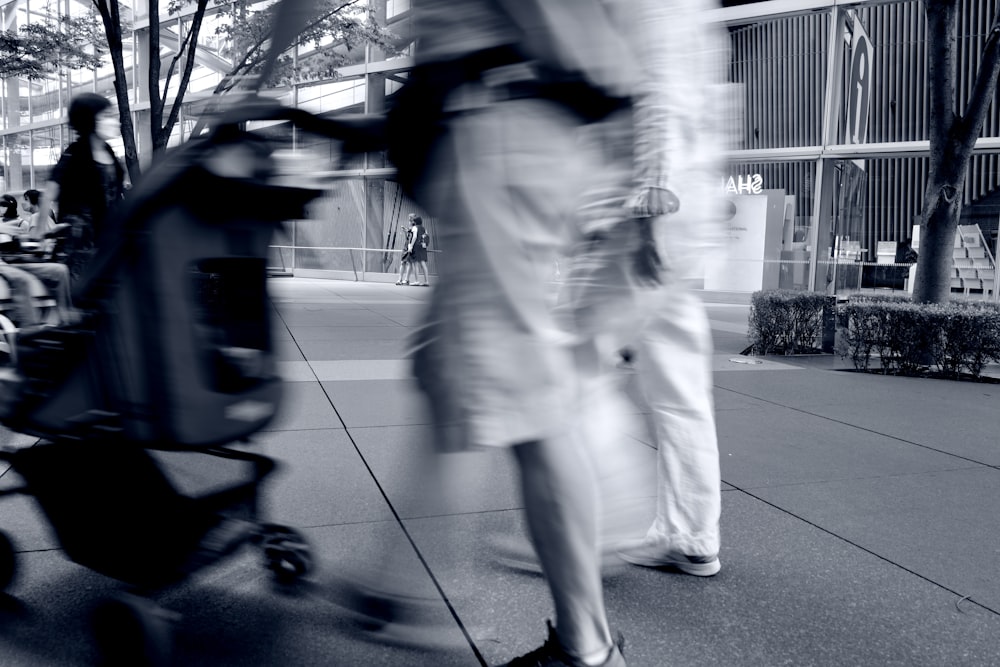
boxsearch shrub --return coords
[934,302,1000,378]
[834,300,880,371]
[837,298,1000,379]
[748,290,831,355]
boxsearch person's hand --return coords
[632,218,662,286]
[627,186,680,219]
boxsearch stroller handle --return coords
[207,97,388,153]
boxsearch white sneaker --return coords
[617,540,721,577]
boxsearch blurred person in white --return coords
[560,0,732,577]
[372,1,636,665]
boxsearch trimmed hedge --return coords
[836,296,1000,378]
[748,290,831,355]
[748,290,1000,379]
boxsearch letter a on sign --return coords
[847,21,873,145]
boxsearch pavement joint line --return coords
[728,465,992,491]
[0,437,43,482]
[714,384,1000,471]
[398,507,526,522]
[722,480,1000,617]
[297,507,528,532]
[274,304,489,667]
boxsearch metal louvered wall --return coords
[864,157,930,251]
[729,12,828,150]
[855,0,1000,149]
[727,0,1000,267]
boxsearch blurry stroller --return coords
[0,99,376,666]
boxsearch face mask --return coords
[95,114,120,141]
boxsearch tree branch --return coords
[212,40,268,94]
[956,5,1000,150]
[161,0,210,147]
[215,0,360,93]
[160,25,194,116]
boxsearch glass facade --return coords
[1,0,997,294]
[723,0,998,298]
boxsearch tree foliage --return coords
[0,16,105,80]
[2,0,396,179]
[213,0,397,94]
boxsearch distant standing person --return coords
[395,213,417,285]
[36,93,126,284]
[406,215,430,286]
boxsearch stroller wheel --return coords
[92,593,174,667]
[261,524,313,585]
[0,531,16,592]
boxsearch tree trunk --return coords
[914,1,1000,303]
[153,0,210,155]
[148,0,163,155]
[913,179,965,303]
[95,0,141,180]
[914,0,960,303]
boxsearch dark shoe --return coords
[321,575,460,649]
[617,539,720,577]
[495,621,626,667]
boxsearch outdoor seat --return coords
[21,273,58,325]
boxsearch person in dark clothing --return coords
[36,93,126,283]
[895,237,918,264]
[403,215,430,286]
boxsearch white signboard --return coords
[705,194,771,291]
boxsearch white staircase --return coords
[950,224,996,299]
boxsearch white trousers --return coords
[560,218,721,558]
[632,282,721,556]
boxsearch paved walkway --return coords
[1,278,998,666]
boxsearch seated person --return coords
[0,261,73,328]
[0,194,74,324]
[0,195,28,236]
[21,189,57,240]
